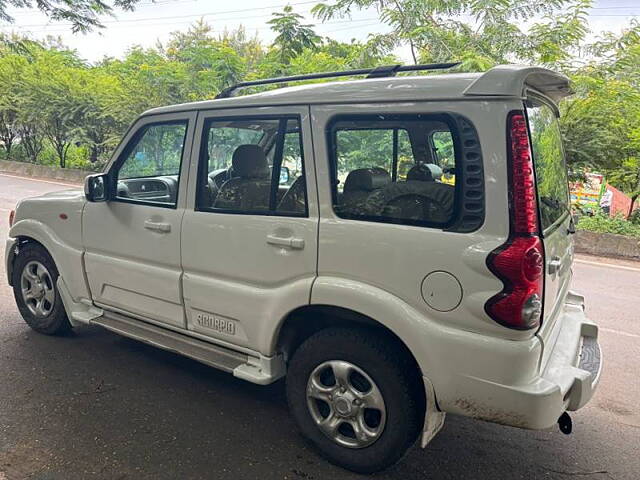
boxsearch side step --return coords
[93,312,249,374]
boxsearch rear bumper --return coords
[435,291,601,430]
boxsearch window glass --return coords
[432,131,456,185]
[197,117,306,216]
[336,130,393,188]
[526,100,570,230]
[330,116,457,227]
[335,128,416,188]
[396,129,414,181]
[115,122,187,206]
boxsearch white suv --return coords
[6,64,602,473]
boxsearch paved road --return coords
[0,173,638,480]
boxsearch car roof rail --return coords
[215,62,461,99]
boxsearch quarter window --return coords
[197,117,307,216]
[329,115,458,227]
[114,121,187,207]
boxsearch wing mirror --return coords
[84,173,111,202]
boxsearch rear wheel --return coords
[286,327,424,473]
[12,243,72,335]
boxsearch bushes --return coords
[577,213,640,237]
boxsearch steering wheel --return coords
[204,168,233,206]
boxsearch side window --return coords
[197,117,307,216]
[114,121,187,207]
[526,100,570,231]
[330,115,458,227]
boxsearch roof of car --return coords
[143,65,571,116]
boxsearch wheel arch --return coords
[6,235,46,286]
[274,301,427,406]
[9,219,90,300]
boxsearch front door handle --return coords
[266,234,305,250]
[548,256,562,275]
[144,220,171,233]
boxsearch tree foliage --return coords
[312,0,592,68]
[0,0,141,33]
[0,8,396,169]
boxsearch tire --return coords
[12,243,72,335]
[286,327,424,473]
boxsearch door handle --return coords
[548,256,562,275]
[144,220,171,233]
[266,234,305,250]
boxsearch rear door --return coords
[180,106,319,353]
[525,96,574,334]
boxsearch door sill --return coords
[93,311,284,384]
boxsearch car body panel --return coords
[8,190,90,301]
[309,99,533,340]
[82,111,197,328]
[180,105,319,354]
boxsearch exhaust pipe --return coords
[558,412,572,435]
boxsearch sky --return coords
[0,0,639,63]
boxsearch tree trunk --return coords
[630,170,640,218]
[90,145,99,163]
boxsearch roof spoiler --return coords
[463,65,573,103]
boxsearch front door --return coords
[83,112,196,328]
[180,106,318,353]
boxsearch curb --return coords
[575,230,640,261]
[0,159,91,184]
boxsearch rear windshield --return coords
[525,99,570,231]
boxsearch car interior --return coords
[198,118,306,214]
[332,118,457,225]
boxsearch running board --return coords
[93,312,285,384]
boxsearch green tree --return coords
[268,5,321,63]
[312,0,590,68]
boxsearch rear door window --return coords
[526,99,570,231]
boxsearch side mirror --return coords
[84,174,110,202]
[279,166,290,185]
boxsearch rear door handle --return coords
[144,220,171,233]
[548,256,562,274]
[266,234,305,250]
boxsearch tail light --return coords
[9,209,15,227]
[485,112,544,330]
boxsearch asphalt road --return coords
[0,173,639,480]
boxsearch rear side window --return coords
[328,115,458,228]
[525,100,570,231]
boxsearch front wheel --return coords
[12,243,72,335]
[286,327,424,473]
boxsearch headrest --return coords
[344,168,391,193]
[406,163,443,182]
[232,144,269,179]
